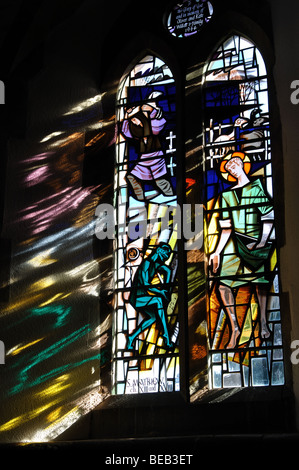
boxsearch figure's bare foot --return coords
[226,328,240,349]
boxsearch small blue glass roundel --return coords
[167,0,213,38]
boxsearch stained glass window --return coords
[203,35,285,388]
[113,36,284,396]
[113,55,179,394]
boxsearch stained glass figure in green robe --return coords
[209,151,274,348]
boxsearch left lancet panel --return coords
[113,55,180,394]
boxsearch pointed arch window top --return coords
[206,35,267,82]
[118,55,174,95]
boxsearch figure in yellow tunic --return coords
[209,152,274,348]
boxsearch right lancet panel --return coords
[203,35,285,388]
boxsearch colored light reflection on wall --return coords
[0,90,112,442]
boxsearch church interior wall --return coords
[0,0,298,444]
